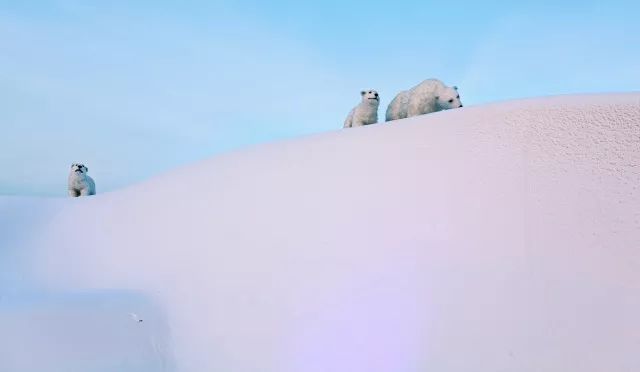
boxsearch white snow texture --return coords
[1,93,639,372]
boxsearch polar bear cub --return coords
[343,89,380,128]
[68,163,96,197]
[386,79,462,121]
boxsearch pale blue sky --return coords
[1,0,638,195]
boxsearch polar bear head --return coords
[71,163,89,174]
[435,86,463,110]
[360,89,380,105]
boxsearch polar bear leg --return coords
[343,110,353,128]
[385,101,397,121]
[386,93,404,121]
[352,118,365,127]
[387,92,409,121]
[68,189,79,197]
[385,109,392,121]
[80,188,90,196]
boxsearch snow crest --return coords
[1,93,639,372]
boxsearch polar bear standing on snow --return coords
[386,79,462,121]
[343,89,380,128]
[68,163,96,197]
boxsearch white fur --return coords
[386,79,463,121]
[343,90,380,128]
[68,163,96,197]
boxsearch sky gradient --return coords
[1,0,639,195]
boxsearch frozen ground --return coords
[1,93,639,372]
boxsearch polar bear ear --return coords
[361,91,366,96]
[84,166,88,172]
[453,86,458,90]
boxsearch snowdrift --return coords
[1,93,639,372]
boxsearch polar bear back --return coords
[405,79,446,117]
[386,78,459,121]
[409,79,446,100]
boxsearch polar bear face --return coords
[435,86,463,110]
[71,163,89,174]
[361,89,380,104]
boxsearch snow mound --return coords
[1,93,639,372]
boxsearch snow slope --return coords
[1,93,639,372]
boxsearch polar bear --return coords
[343,89,380,128]
[68,163,96,197]
[386,79,462,121]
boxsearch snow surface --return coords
[1,93,639,372]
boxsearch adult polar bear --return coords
[386,79,463,121]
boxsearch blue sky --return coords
[1,0,638,196]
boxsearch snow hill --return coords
[1,93,639,372]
